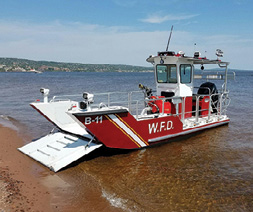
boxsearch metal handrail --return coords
[51,90,142,102]
[51,94,82,102]
[51,89,229,124]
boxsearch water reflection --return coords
[58,125,252,212]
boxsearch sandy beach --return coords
[0,123,125,212]
[0,125,52,212]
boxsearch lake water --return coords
[0,70,252,211]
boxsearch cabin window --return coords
[156,64,177,83]
[180,64,192,83]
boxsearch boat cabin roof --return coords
[146,51,230,66]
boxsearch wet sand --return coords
[0,125,52,211]
[0,124,125,212]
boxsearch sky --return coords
[0,0,252,70]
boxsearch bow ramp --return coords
[18,132,102,172]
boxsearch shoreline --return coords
[0,124,52,211]
[0,123,125,212]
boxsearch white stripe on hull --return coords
[108,114,147,147]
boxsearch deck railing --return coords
[131,92,230,124]
[51,90,230,125]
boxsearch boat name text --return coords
[148,121,173,134]
[85,116,103,125]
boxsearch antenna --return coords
[166,25,173,51]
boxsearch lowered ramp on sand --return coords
[18,132,102,172]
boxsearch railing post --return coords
[195,96,199,124]
[224,65,228,93]
[128,92,131,113]
[208,95,211,122]
[136,101,139,120]
[162,98,164,115]
[219,93,223,116]
[108,93,110,107]
[182,97,185,125]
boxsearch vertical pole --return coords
[44,95,48,103]
[108,93,110,107]
[219,93,223,116]
[128,92,131,113]
[195,96,199,124]
[208,96,211,122]
[166,25,173,51]
[162,98,164,115]
[182,97,185,125]
[136,101,139,120]
[224,65,228,93]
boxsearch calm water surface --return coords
[0,71,252,211]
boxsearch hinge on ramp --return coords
[18,132,102,172]
[85,136,95,149]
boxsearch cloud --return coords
[140,14,199,24]
[0,20,160,65]
[0,20,252,69]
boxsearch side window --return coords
[156,64,177,83]
[180,64,192,83]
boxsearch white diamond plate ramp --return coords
[18,132,102,172]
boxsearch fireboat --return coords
[19,49,235,172]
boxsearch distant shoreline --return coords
[0,57,153,73]
[1,57,252,73]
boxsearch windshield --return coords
[156,64,177,83]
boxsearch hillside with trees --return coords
[0,58,153,73]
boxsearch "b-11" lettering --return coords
[85,116,103,125]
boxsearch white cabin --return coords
[146,51,230,98]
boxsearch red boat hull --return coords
[73,110,228,149]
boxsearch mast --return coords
[166,25,173,51]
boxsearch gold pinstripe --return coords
[115,114,149,146]
[105,115,141,148]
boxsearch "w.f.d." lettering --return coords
[148,121,173,134]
